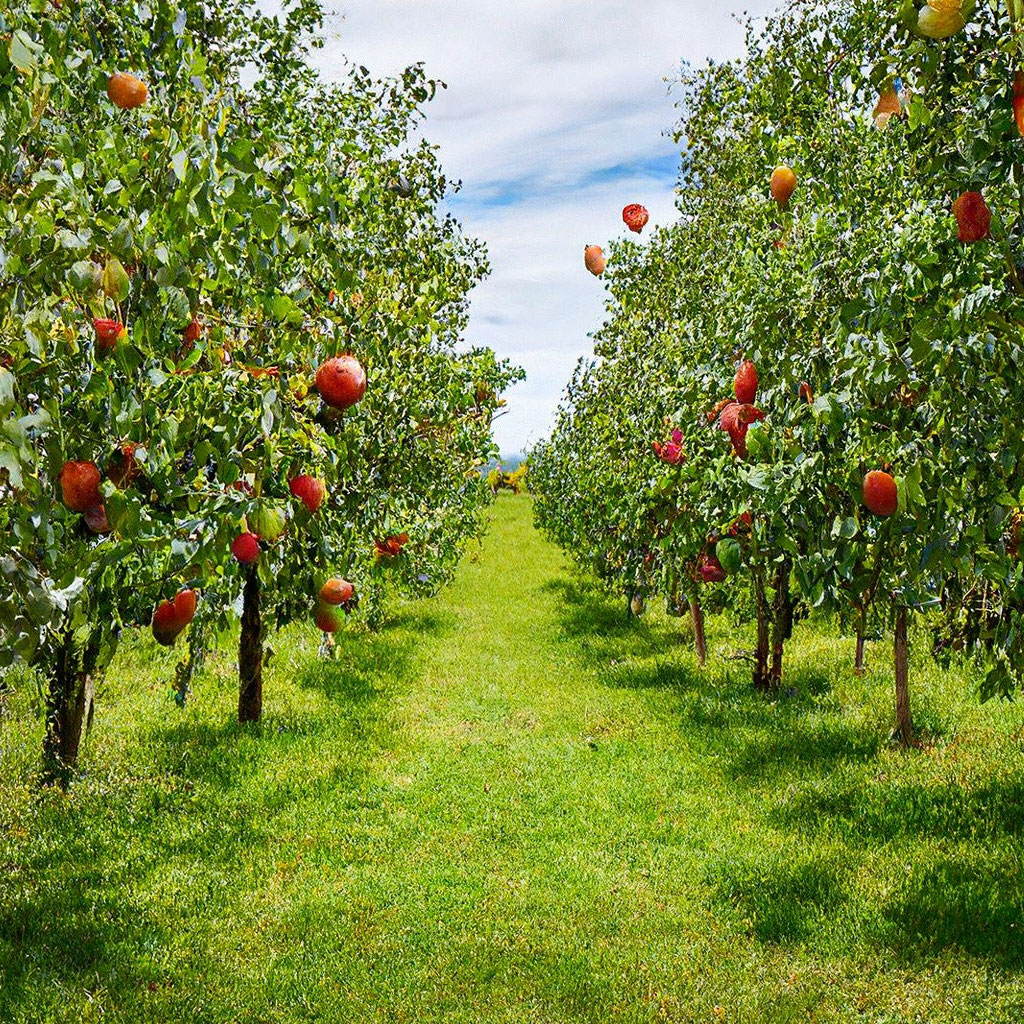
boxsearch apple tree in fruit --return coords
[531,0,1024,743]
[0,0,519,779]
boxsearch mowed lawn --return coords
[2,494,1024,1023]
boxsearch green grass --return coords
[2,493,1024,1022]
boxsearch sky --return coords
[309,1,773,455]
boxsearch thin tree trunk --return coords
[238,566,263,723]
[753,569,771,692]
[854,606,866,675]
[42,641,94,787]
[769,558,792,689]
[690,595,707,667]
[893,604,917,747]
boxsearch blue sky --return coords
[311,1,774,454]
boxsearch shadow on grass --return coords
[0,606,452,1019]
[776,775,1024,844]
[881,856,1024,967]
[546,567,1024,970]
[541,576,640,647]
[708,851,850,944]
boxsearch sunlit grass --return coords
[2,494,1023,1022]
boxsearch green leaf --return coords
[102,257,130,302]
[9,30,41,74]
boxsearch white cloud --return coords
[311,0,774,453]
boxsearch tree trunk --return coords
[893,604,917,747]
[690,595,707,667]
[769,558,792,689]
[238,566,263,723]
[753,570,771,692]
[42,642,94,787]
[854,607,866,675]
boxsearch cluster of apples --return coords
[684,513,752,587]
[583,203,650,277]
[708,359,765,459]
[62,345,368,646]
[92,72,382,644]
[652,428,684,465]
[58,447,145,535]
[374,532,410,561]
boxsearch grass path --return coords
[2,495,1024,1022]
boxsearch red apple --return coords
[863,471,898,517]
[152,589,198,646]
[60,461,102,512]
[289,475,325,512]
[83,504,110,534]
[231,532,260,564]
[374,534,409,560]
[319,578,355,605]
[734,360,758,404]
[93,318,125,352]
[315,355,367,410]
[622,204,649,234]
[952,191,991,244]
[698,553,727,584]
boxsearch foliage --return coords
[531,0,1024,717]
[0,0,520,771]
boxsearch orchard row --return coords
[532,0,1024,743]
[0,0,520,784]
